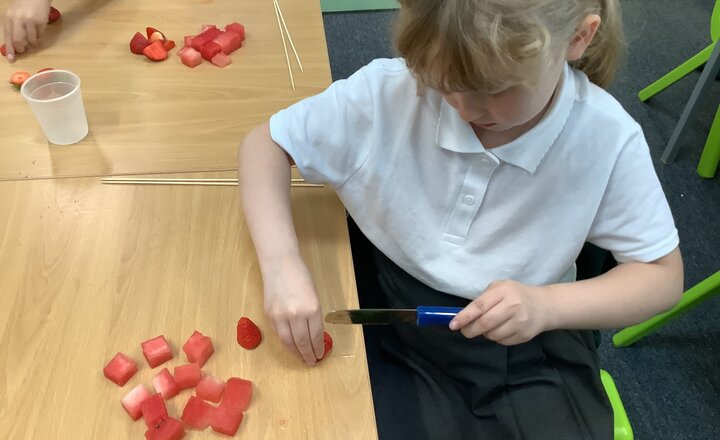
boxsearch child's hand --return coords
[3,0,51,61]
[262,255,326,366]
[448,280,554,345]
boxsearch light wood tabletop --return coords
[0,0,331,181]
[0,172,377,439]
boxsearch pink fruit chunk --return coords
[121,384,152,421]
[191,27,222,51]
[179,47,203,68]
[212,32,243,54]
[196,375,225,403]
[225,22,245,41]
[153,368,180,399]
[211,52,231,68]
[182,330,214,367]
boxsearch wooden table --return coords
[0,0,330,180]
[0,172,377,439]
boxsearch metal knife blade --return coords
[325,306,462,326]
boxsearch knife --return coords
[324,306,463,326]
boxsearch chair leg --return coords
[697,104,720,178]
[613,271,720,347]
[600,370,634,440]
[638,43,714,102]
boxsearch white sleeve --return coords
[587,127,679,263]
[268,64,376,187]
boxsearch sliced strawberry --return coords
[153,368,180,399]
[47,7,61,24]
[145,416,185,440]
[163,40,176,51]
[181,396,213,430]
[141,394,168,428]
[196,375,225,403]
[143,40,169,62]
[146,26,166,41]
[121,384,152,421]
[225,22,246,41]
[130,32,150,55]
[182,330,214,367]
[174,363,202,390]
[210,52,231,68]
[322,331,333,359]
[1,44,6,57]
[103,352,138,386]
[9,71,31,90]
[236,317,262,349]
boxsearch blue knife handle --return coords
[416,306,463,326]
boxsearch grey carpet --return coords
[323,1,720,439]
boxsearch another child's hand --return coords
[448,280,554,345]
[3,0,51,61]
[262,255,326,366]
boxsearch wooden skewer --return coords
[102,177,307,183]
[101,180,323,188]
[274,0,295,91]
[274,0,303,73]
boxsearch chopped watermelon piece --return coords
[191,27,222,51]
[210,405,243,436]
[121,384,152,421]
[183,35,193,47]
[103,352,138,386]
[196,376,225,403]
[145,416,185,440]
[181,396,213,430]
[153,368,180,399]
[141,335,173,368]
[201,24,217,32]
[199,41,222,62]
[174,363,202,390]
[225,22,246,41]
[141,394,168,428]
[182,330,214,367]
[211,52,231,68]
[220,377,252,412]
[179,47,203,68]
[212,32,243,54]
[176,46,191,58]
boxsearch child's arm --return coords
[449,247,683,345]
[238,122,326,366]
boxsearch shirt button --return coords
[464,195,475,205]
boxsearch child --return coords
[3,0,53,61]
[239,0,683,438]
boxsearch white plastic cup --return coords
[20,70,89,145]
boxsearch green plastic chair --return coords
[601,369,634,440]
[613,270,720,347]
[638,1,720,178]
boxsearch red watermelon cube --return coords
[210,405,243,436]
[183,35,193,47]
[121,384,152,421]
[196,375,225,403]
[220,377,252,412]
[141,335,173,368]
[181,396,213,430]
[225,22,245,41]
[199,41,221,61]
[212,31,243,54]
[141,394,168,428]
[179,47,202,68]
[145,416,185,440]
[174,363,202,390]
[191,27,222,51]
[201,24,216,32]
[182,330,214,367]
[103,352,138,386]
[211,52,231,68]
[153,368,180,399]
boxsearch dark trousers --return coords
[349,218,614,440]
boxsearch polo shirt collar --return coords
[435,63,575,173]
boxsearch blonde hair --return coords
[394,0,625,92]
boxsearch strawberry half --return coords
[236,317,262,349]
[9,71,31,90]
[47,7,61,24]
[0,44,6,57]
[143,40,168,62]
[130,32,150,55]
[146,26,166,42]
[318,331,333,361]
[162,40,176,51]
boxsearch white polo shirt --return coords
[269,59,679,299]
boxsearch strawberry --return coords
[143,40,168,62]
[47,7,61,24]
[236,317,262,349]
[162,40,176,51]
[0,44,6,57]
[146,27,166,42]
[9,71,31,90]
[130,32,150,55]
[37,68,54,73]
[318,331,333,361]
